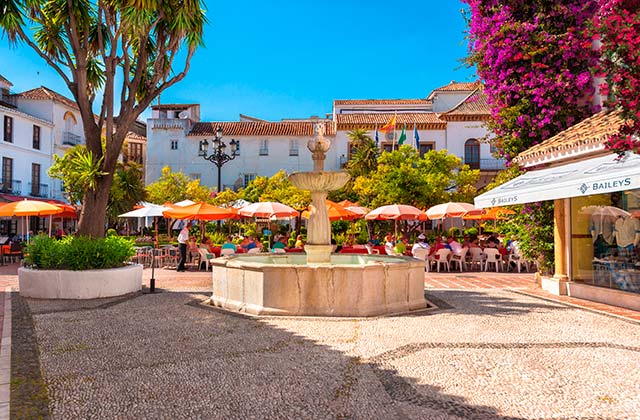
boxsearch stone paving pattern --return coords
[3,263,640,419]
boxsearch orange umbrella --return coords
[337,200,357,207]
[462,207,515,221]
[238,202,299,219]
[301,200,360,221]
[365,204,427,221]
[162,202,238,220]
[48,201,77,219]
[0,199,64,216]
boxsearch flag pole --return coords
[392,110,397,151]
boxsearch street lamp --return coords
[198,126,239,192]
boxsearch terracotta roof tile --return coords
[432,80,482,92]
[333,99,431,106]
[515,110,627,165]
[0,74,12,86]
[441,89,490,118]
[17,86,78,110]
[188,121,336,137]
[335,113,445,127]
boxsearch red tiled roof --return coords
[17,86,78,110]
[432,81,482,92]
[0,74,12,86]
[515,110,627,165]
[335,113,445,126]
[441,89,490,119]
[333,99,432,106]
[126,131,147,141]
[188,121,336,137]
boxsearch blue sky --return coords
[0,1,475,122]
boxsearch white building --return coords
[1,76,56,200]
[146,80,503,190]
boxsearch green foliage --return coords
[25,235,135,271]
[207,231,227,246]
[243,170,310,210]
[146,166,214,204]
[353,146,479,209]
[106,228,117,237]
[107,161,147,225]
[463,227,479,237]
[49,146,107,205]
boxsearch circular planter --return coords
[18,264,143,299]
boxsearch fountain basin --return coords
[289,171,350,191]
[210,254,427,317]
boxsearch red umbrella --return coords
[345,205,370,217]
[365,204,427,221]
[238,202,299,219]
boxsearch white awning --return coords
[474,152,640,208]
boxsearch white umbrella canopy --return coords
[365,204,426,221]
[426,202,476,220]
[118,204,170,218]
[580,205,630,219]
[238,202,299,219]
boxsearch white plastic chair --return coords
[483,248,502,272]
[434,249,451,272]
[468,247,484,271]
[508,251,528,273]
[385,245,399,256]
[198,248,214,271]
[273,248,286,253]
[247,247,261,254]
[450,248,468,272]
[412,247,429,271]
[220,247,236,256]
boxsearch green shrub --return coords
[106,228,118,237]
[25,235,135,271]
[208,231,227,245]
[463,227,478,237]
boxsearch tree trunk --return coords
[76,173,114,237]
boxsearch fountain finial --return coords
[308,123,331,172]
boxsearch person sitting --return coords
[368,234,381,246]
[462,234,471,249]
[241,236,258,251]
[188,236,199,262]
[394,236,409,255]
[468,236,482,249]
[295,234,305,249]
[221,236,237,252]
[412,234,430,256]
[447,236,463,256]
[271,234,287,252]
[429,236,447,256]
[201,237,215,254]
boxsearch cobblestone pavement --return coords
[21,278,640,419]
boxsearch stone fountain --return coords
[209,124,427,317]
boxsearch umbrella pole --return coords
[155,217,159,248]
[49,215,53,237]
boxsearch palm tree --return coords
[1,1,206,237]
[346,129,379,178]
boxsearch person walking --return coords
[176,222,190,272]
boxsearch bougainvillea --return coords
[464,0,599,162]
[593,0,640,155]
[463,1,600,273]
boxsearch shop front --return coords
[475,111,640,310]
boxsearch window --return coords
[490,142,498,155]
[464,139,480,169]
[3,116,12,143]
[128,142,143,164]
[244,173,256,187]
[381,143,393,153]
[418,142,435,158]
[189,173,201,180]
[234,140,241,156]
[31,163,41,196]
[2,157,12,192]
[289,139,299,156]
[259,139,269,156]
[33,125,41,150]
[170,140,178,150]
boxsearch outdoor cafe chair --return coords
[468,247,484,271]
[508,250,528,273]
[434,248,451,272]
[197,247,214,271]
[450,247,468,272]
[411,247,429,271]
[483,248,502,272]
[220,248,236,256]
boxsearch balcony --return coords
[289,148,299,157]
[62,132,82,146]
[28,183,49,198]
[0,179,21,195]
[0,90,17,108]
[462,157,506,171]
[259,147,269,156]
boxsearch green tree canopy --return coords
[146,166,213,205]
[353,146,479,209]
[242,170,310,210]
[1,0,206,237]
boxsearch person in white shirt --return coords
[176,222,190,272]
[447,236,463,256]
[412,234,430,256]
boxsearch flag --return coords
[413,124,420,148]
[397,124,406,145]
[374,127,379,146]
[379,115,396,133]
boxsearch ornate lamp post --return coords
[198,126,239,192]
